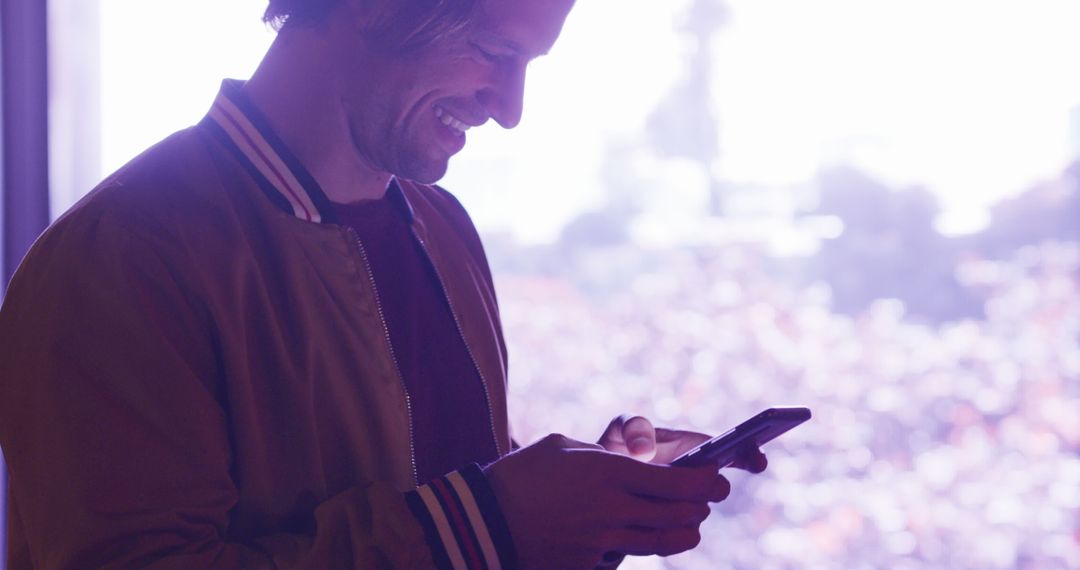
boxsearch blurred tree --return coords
[559,209,629,248]
[597,139,652,220]
[557,140,642,252]
[806,166,983,322]
[646,0,728,215]
[971,159,1080,257]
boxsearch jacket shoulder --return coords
[64,126,233,230]
[397,180,486,253]
[5,126,252,303]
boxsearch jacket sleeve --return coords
[0,214,515,569]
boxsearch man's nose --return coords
[479,64,526,129]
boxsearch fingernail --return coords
[628,436,652,454]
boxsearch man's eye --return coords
[472,44,500,63]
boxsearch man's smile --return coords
[434,105,472,135]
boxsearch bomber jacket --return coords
[0,81,516,569]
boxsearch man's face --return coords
[334,0,576,184]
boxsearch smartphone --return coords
[669,407,812,468]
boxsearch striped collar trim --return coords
[202,79,416,225]
[205,80,330,223]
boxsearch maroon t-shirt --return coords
[333,195,499,485]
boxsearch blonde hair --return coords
[264,0,480,52]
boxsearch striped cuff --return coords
[405,463,517,570]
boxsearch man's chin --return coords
[396,157,450,186]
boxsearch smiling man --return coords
[0,1,764,568]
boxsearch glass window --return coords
[40,1,1080,568]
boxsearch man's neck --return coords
[242,28,392,203]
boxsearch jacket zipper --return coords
[347,228,420,486]
[410,229,504,458]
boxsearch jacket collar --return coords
[201,79,415,224]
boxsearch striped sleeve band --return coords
[405,463,517,570]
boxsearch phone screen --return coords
[670,407,811,468]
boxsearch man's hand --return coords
[483,434,729,569]
[598,414,768,471]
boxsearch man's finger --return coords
[615,497,711,529]
[598,415,629,449]
[652,428,711,463]
[621,415,656,459]
[615,460,730,503]
[730,446,768,473]
[598,414,657,461]
[543,432,606,452]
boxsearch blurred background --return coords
[27,0,1080,567]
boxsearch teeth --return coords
[434,106,470,134]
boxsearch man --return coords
[0,0,765,567]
